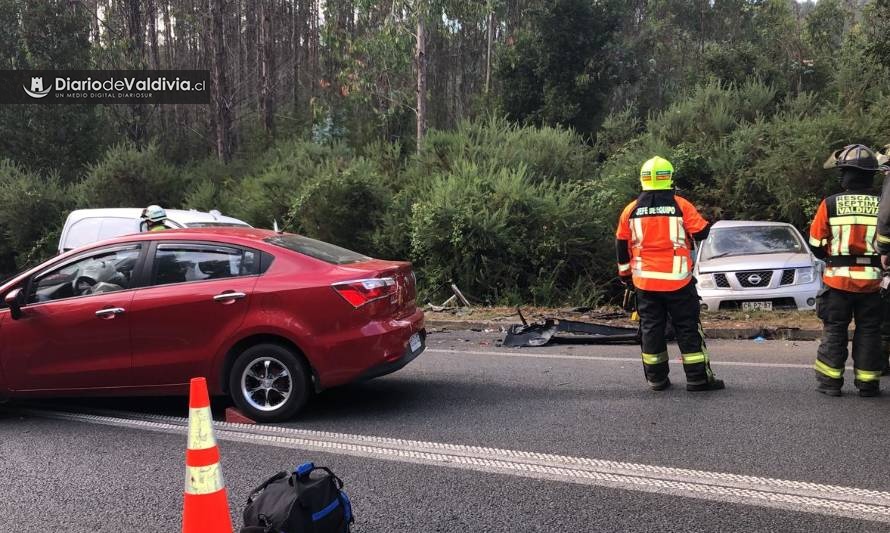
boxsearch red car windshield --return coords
[265,234,370,265]
[184,222,250,228]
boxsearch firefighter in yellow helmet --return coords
[141,204,168,232]
[615,156,724,392]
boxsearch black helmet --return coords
[835,144,879,172]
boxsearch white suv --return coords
[694,220,823,311]
[58,208,251,253]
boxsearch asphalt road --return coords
[2,330,890,532]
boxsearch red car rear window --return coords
[264,235,370,265]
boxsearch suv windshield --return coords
[701,226,804,260]
[265,234,370,265]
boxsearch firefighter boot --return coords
[648,377,671,391]
[687,378,725,392]
[856,375,881,397]
[816,383,842,397]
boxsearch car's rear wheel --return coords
[228,343,310,422]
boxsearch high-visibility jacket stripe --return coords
[855,369,882,382]
[682,352,707,365]
[632,218,643,245]
[839,225,851,255]
[641,351,668,365]
[672,255,683,274]
[187,407,217,450]
[664,216,685,247]
[825,266,882,280]
[830,226,841,256]
[877,233,890,244]
[618,263,631,273]
[185,463,226,495]
[829,216,877,226]
[633,269,692,281]
[186,446,221,468]
[815,360,843,379]
[865,225,877,254]
[809,235,826,247]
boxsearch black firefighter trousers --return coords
[637,282,715,387]
[882,298,890,371]
[816,287,882,392]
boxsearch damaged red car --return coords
[0,228,425,422]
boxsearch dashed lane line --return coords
[427,348,823,370]
[10,407,890,524]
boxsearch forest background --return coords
[2,0,889,305]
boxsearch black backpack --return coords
[241,463,354,533]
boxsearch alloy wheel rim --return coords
[240,356,292,412]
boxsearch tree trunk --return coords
[309,0,319,99]
[125,0,148,144]
[245,0,257,107]
[236,0,245,103]
[162,0,174,66]
[292,0,301,112]
[485,9,494,94]
[209,0,233,162]
[162,0,177,127]
[91,0,101,44]
[258,0,275,133]
[148,0,161,69]
[415,14,427,152]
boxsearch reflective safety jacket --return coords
[615,191,710,292]
[808,190,880,293]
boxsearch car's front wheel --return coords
[228,343,310,422]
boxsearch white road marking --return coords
[13,407,890,523]
[427,348,828,370]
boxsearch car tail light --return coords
[332,277,396,308]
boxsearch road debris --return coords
[502,318,640,348]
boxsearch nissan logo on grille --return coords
[747,274,762,286]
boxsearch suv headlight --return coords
[698,274,717,289]
[797,267,815,284]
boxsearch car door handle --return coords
[95,307,125,318]
[213,292,246,302]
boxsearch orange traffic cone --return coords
[182,377,233,533]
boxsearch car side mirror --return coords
[5,288,24,320]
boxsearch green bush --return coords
[76,142,183,208]
[288,157,391,255]
[228,139,351,227]
[409,161,610,306]
[0,159,72,272]
[414,117,597,184]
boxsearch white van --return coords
[58,208,251,253]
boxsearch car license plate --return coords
[409,333,422,353]
[742,301,773,311]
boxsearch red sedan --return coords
[0,228,425,421]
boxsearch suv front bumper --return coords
[698,281,821,311]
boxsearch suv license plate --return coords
[742,301,773,311]
[409,333,422,353]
